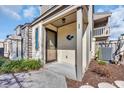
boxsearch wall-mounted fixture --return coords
[66,35,74,40]
[62,18,66,23]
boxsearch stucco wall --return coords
[9,40,17,60]
[57,22,76,65]
[4,39,10,58]
[9,40,21,60]
[18,41,22,59]
[0,42,3,48]
[32,22,42,60]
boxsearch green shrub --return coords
[0,61,20,73]
[0,61,4,67]
[0,59,43,74]
[95,49,100,60]
[0,57,10,67]
[20,59,42,71]
[0,62,13,73]
[98,60,107,65]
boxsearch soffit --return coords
[94,13,111,21]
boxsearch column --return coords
[76,7,83,81]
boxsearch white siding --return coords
[82,5,93,74]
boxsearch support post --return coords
[42,26,46,64]
[76,7,83,81]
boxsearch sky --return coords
[0,5,40,41]
[94,5,124,40]
[0,5,124,41]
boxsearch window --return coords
[35,28,39,50]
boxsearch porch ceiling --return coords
[51,12,76,27]
[43,6,88,28]
[46,10,88,28]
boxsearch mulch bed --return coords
[66,60,124,88]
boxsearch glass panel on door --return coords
[46,29,57,62]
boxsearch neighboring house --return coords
[9,35,22,60]
[4,37,11,58]
[93,12,111,54]
[93,12,111,43]
[30,5,93,81]
[4,35,22,60]
[19,23,31,59]
[3,23,31,60]
[0,41,4,57]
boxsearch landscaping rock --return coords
[98,82,116,88]
[80,85,94,88]
[114,80,124,88]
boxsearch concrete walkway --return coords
[0,62,76,88]
[44,62,76,80]
[0,69,67,88]
[0,74,19,88]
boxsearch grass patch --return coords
[0,59,43,74]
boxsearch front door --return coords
[46,28,57,63]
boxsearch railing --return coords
[93,26,110,37]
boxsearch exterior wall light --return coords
[62,18,66,23]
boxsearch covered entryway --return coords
[43,8,77,80]
[41,6,92,81]
[46,28,57,63]
[44,9,77,66]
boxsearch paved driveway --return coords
[0,69,67,88]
